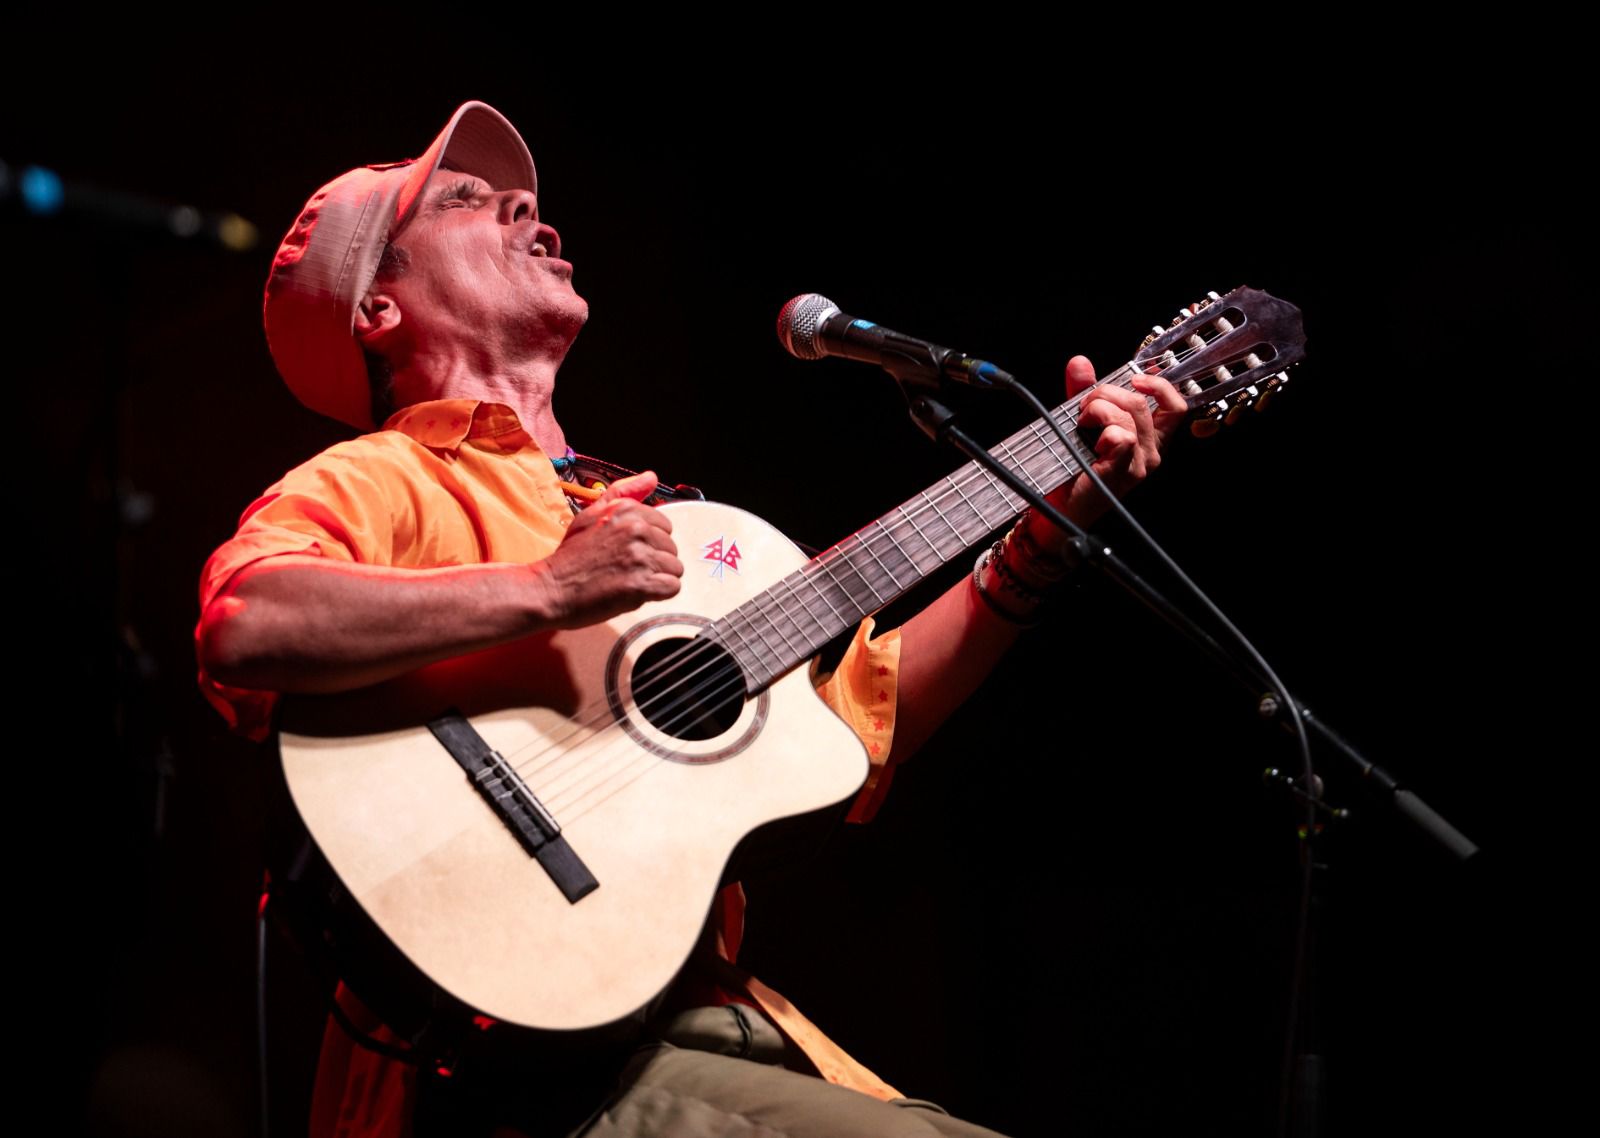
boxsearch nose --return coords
[496,188,538,224]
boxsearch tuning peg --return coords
[1192,401,1227,438]
[1255,374,1284,413]
[1225,386,1260,425]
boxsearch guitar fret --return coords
[815,544,886,608]
[787,575,848,642]
[944,474,998,537]
[918,488,965,553]
[996,437,1046,499]
[1030,418,1075,479]
[736,606,793,667]
[760,606,811,659]
[752,589,819,659]
[715,614,749,659]
[754,572,852,686]
[858,521,913,592]
[892,504,943,571]
[877,516,929,578]
[798,559,854,626]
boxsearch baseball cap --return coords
[263,101,538,429]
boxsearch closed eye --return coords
[437,179,487,209]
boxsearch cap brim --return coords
[394,101,539,237]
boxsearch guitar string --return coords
[506,332,1241,813]
[498,365,1135,800]
[511,342,1230,811]
[554,330,1283,826]
[512,410,1091,818]
[503,355,1197,814]
[533,316,1242,761]
[536,378,1122,824]
[517,366,1160,820]
[476,321,1260,832]
[521,352,1179,779]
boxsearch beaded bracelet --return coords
[970,510,1082,626]
[972,539,1040,625]
[1013,509,1082,580]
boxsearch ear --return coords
[354,289,401,348]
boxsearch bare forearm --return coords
[888,572,1025,765]
[200,473,685,697]
[889,479,1099,764]
[888,362,1187,764]
[199,555,556,694]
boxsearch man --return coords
[197,101,1185,1137]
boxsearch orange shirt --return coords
[197,399,906,1135]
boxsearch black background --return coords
[6,41,1578,1137]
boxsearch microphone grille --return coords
[776,293,839,360]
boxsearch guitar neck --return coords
[711,361,1146,692]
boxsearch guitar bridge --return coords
[429,711,599,904]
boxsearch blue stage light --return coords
[20,165,64,215]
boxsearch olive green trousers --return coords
[576,1005,1010,1138]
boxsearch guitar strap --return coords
[557,452,705,506]
[560,454,829,558]
[701,953,905,1103]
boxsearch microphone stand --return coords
[896,374,1477,1138]
[896,380,1478,854]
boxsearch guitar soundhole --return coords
[630,637,745,741]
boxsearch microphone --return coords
[776,293,1016,390]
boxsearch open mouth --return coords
[529,224,562,259]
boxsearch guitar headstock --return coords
[1133,286,1306,436]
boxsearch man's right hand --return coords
[529,471,684,629]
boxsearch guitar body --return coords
[278,501,870,1031]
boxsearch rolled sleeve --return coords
[195,452,399,741]
[812,618,903,824]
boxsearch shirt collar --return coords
[381,399,535,453]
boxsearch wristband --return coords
[1006,509,1077,587]
[972,538,1045,626]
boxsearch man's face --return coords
[380,165,587,361]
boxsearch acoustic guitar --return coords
[278,286,1306,1032]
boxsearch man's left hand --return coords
[1044,354,1187,533]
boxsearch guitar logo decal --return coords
[701,536,743,581]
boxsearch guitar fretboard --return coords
[711,362,1143,691]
